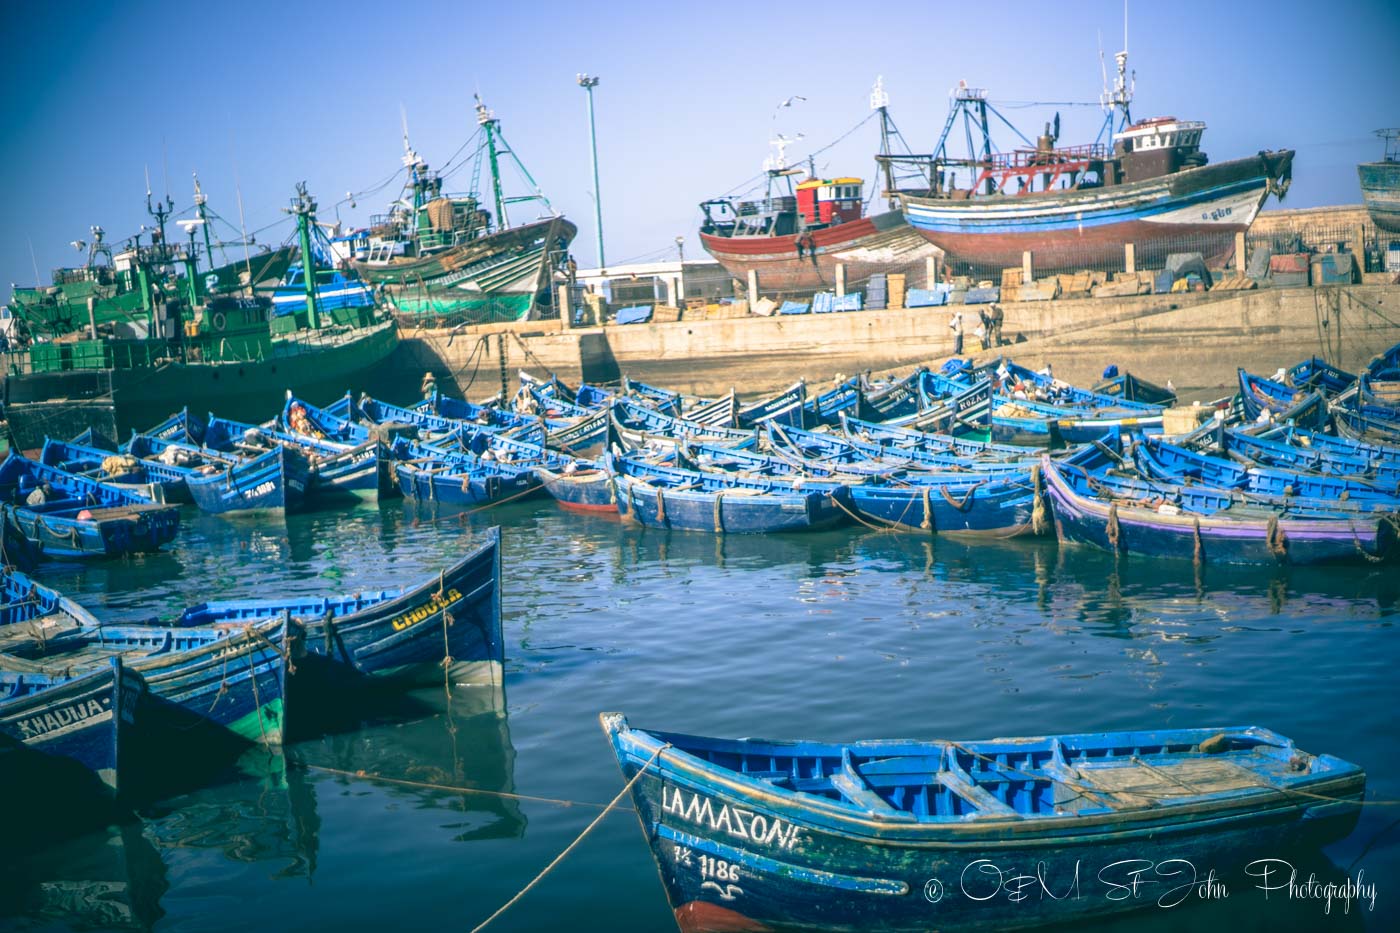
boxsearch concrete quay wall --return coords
[384,285,1400,401]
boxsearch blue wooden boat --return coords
[1092,371,1177,406]
[0,568,291,746]
[125,429,306,514]
[1284,425,1400,466]
[608,453,849,534]
[205,411,381,502]
[679,391,737,428]
[1,656,145,795]
[0,452,182,559]
[1332,402,1400,447]
[280,392,398,498]
[535,462,618,514]
[769,423,1031,477]
[1366,340,1400,381]
[857,368,927,422]
[885,377,993,436]
[601,713,1365,933]
[1287,357,1356,395]
[736,381,807,429]
[430,389,546,433]
[176,528,502,687]
[1134,435,1400,503]
[803,377,862,427]
[39,437,181,503]
[840,445,1110,538]
[1043,457,1396,564]
[393,440,540,508]
[612,399,758,451]
[623,377,685,417]
[1223,427,1400,489]
[840,415,1031,461]
[681,440,883,483]
[1237,369,1306,421]
[984,359,1161,411]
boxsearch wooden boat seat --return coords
[82,504,171,521]
[830,751,917,821]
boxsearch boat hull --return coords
[0,658,144,794]
[604,716,1365,933]
[903,152,1291,271]
[3,322,400,452]
[700,210,942,293]
[1359,161,1400,233]
[536,466,619,514]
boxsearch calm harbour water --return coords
[3,498,1397,932]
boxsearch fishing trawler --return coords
[346,96,575,326]
[698,79,942,294]
[898,51,1294,273]
[2,183,397,450]
[1359,128,1400,233]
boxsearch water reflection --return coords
[0,822,167,931]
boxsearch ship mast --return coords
[476,95,508,232]
[193,173,217,271]
[872,77,898,210]
[285,182,321,330]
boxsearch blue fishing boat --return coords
[176,528,502,687]
[1332,402,1400,447]
[125,429,305,514]
[392,437,540,508]
[38,437,180,503]
[1287,357,1356,395]
[601,713,1364,933]
[1134,435,1400,503]
[736,381,807,429]
[769,423,1031,476]
[1284,425,1400,467]
[1237,369,1305,421]
[1092,371,1177,406]
[280,392,398,498]
[1222,428,1400,489]
[1043,457,1395,564]
[1,656,145,794]
[608,453,849,534]
[885,377,994,436]
[857,368,927,422]
[0,452,181,559]
[623,377,685,417]
[612,399,758,452]
[429,389,542,433]
[803,377,862,427]
[0,568,291,746]
[683,391,739,428]
[840,415,1031,461]
[203,412,381,502]
[1368,340,1400,381]
[534,462,618,514]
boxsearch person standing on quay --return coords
[949,309,964,355]
[989,302,1004,346]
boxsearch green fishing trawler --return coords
[344,95,576,327]
[2,181,399,451]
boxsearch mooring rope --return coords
[469,743,671,933]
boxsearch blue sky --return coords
[3,0,1398,300]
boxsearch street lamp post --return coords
[675,236,685,263]
[577,73,605,268]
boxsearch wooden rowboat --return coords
[601,713,1364,932]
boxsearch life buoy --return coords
[211,311,227,331]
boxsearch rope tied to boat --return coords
[920,486,933,530]
[1265,514,1288,559]
[469,742,672,933]
[655,486,667,525]
[939,481,984,513]
[1192,516,1204,567]
[1106,502,1121,555]
[713,491,723,533]
[1030,464,1049,537]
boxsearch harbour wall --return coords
[385,284,1400,402]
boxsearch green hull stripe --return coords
[229,698,284,745]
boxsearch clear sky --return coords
[3,0,1398,301]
